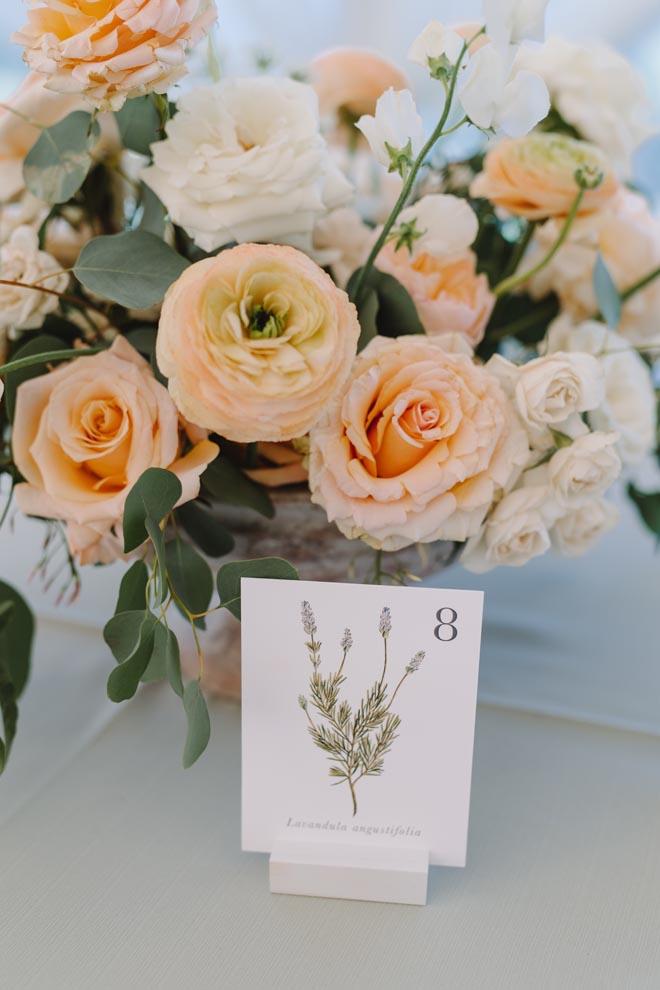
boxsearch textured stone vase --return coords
[179,487,457,699]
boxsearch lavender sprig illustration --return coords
[297,602,425,816]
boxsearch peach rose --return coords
[310,48,409,122]
[0,72,84,202]
[470,134,619,220]
[376,244,495,347]
[13,0,217,111]
[13,337,218,565]
[308,336,529,551]
[156,243,361,443]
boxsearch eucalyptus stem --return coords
[621,265,660,304]
[351,36,476,303]
[493,188,585,298]
[0,346,105,376]
[0,278,108,319]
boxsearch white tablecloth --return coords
[1,496,660,988]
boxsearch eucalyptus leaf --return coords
[4,334,67,421]
[115,560,149,614]
[165,628,183,698]
[74,231,189,308]
[182,680,211,768]
[23,111,99,204]
[145,517,168,605]
[106,613,158,703]
[165,539,214,620]
[175,501,235,558]
[104,609,147,663]
[137,183,166,237]
[141,621,169,683]
[115,96,161,156]
[594,253,622,329]
[627,483,660,538]
[217,557,299,620]
[123,468,182,552]
[347,267,424,343]
[201,458,274,519]
[0,582,34,700]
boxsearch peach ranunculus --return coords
[310,48,409,123]
[308,335,529,551]
[470,134,619,220]
[0,72,85,202]
[13,337,218,565]
[375,244,495,347]
[12,0,217,112]
[156,243,361,444]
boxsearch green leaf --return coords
[594,253,622,329]
[550,429,573,450]
[106,613,158,702]
[122,467,182,552]
[201,458,274,519]
[137,183,165,237]
[627,483,660,538]
[165,539,214,620]
[115,96,161,156]
[347,267,424,346]
[145,517,168,605]
[175,501,235,558]
[74,231,189,308]
[4,334,67,421]
[165,628,183,698]
[182,679,211,768]
[217,557,299,620]
[103,609,147,663]
[23,111,100,204]
[141,620,169,683]
[115,560,149,614]
[0,583,35,774]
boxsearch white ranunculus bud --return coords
[543,317,657,466]
[551,498,620,558]
[462,485,556,573]
[394,194,478,259]
[483,0,549,48]
[356,89,425,175]
[408,21,465,77]
[458,44,550,137]
[547,432,622,507]
[0,226,69,334]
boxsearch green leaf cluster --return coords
[0,582,34,774]
[347,266,425,350]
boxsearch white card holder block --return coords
[269,836,429,906]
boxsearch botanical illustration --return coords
[298,601,425,815]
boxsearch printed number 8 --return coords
[434,608,458,642]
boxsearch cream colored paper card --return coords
[241,578,483,868]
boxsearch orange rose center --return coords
[78,397,131,489]
[367,391,449,478]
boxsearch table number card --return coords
[241,578,484,905]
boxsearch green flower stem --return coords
[621,265,660,303]
[0,278,108,319]
[0,346,106,376]
[493,188,585,298]
[350,38,475,304]
[388,671,410,708]
[500,219,539,281]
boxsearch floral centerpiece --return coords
[0,0,658,772]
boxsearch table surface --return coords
[2,494,660,990]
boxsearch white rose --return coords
[0,193,48,245]
[141,78,352,253]
[408,21,465,73]
[516,37,653,176]
[0,226,70,333]
[458,44,550,138]
[312,208,375,288]
[356,88,425,171]
[396,194,478,260]
[551,498,620,558]
[488,351,604,448]
[462,485,555,572]
[483,0,549,47]
[544,317,657,465]
[548,432,622,506]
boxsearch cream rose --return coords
[462,486,555,573]
[543,317,657,465]
[376,244,495,348]
[470,134,619,220]
[0,226,70,334]
[547,433,622,507]
[13,0,216,111]
[156,243,361,443]
[551,498,619,558]
[308,335,529,551]
[488,351,604,449]
[13,338,218,565]
[142,77,351,254]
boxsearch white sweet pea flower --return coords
[547,432,622,507]
[551,498,620,558]
[395,194,478,259]
[462,485,556,572]
[459,44,550,137]
[408,21,465,77]
[483,0,549,48]
[356,88,425,175]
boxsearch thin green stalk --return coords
[493,189,585,298]
[379,637,388,690]
[0,346,105,376]
[0,278,108,319]
[621,265,660,303]
[500,219,539,281]
[388,671,409,709]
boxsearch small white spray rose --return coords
[459,44,550,137]
[408,21,465,77]
[394,194,479,259]
[462,485,556,573]
[483,0,549,47]
[551,498,619,558]
[356,89,425,175]
[547,433,622,507]
[0,226,69,334]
